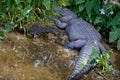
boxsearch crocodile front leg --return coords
[51,17,68,29]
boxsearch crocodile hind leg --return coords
[98,42,106,52]
[62,39,86,49]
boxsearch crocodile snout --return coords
[54,7,65,16]
[54,7,63,13]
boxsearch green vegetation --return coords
[0,0,120,49]
[0,0,52,41]
[94,52,113,76]
[78,43,113,77]
[89,44,113,77]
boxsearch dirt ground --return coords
[0,31,120,80]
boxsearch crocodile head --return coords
[54,7,71,16]
[54,7,77,21]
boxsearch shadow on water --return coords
[0,32,120,80]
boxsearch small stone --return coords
[34,60,41,68]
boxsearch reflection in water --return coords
[0,32,120,80]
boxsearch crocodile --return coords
[51,7,107,80]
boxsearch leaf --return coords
[117,40,120,50]
[109,28,120,42]
[30,0,35,6]
[94,17,105,24]
[0,13,7,19]
[75,0,85,5]
[60,0,66,6]
[109,31,118,42]
[17,16,24,22]
[109,28,120,50]
[85,0,94,18]
[109,12,120,26]
[65,0,72,6]
[93,0,100,14]
[42,0,50,10]
[5,0,14,9]
[15,0,20,5]
[0,30,6,40]
[4,23,14,33]
[96,26,102,31]
[0,23,14,40]
[22,5,32,16]
[27,12,36,22]
[78,4,85,12]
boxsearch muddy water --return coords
[0,32,120,80]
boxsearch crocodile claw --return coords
[50,16,57,21]
[61,40,71,50]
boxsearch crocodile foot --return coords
[61,40,72,50]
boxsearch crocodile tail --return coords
[69,64,94,80]
[69,41,100,80]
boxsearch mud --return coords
[0,31,120,80]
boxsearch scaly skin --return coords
[51,7,107,80]
[70,64,94,80]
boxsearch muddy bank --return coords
[0,32,77,80]
[0,31,120,80]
